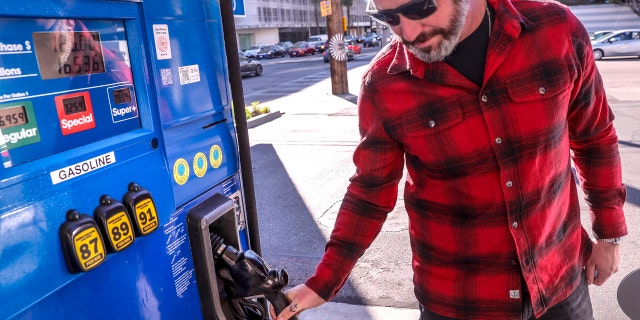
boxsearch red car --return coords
[348,44,362,54]
[289,41,316,57]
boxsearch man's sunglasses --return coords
[366,0,438,26]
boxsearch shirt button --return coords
[495,137,503,144]
[506,180,513,188]
[427,120,436,128]
[481,95,488,103]
[512,221,518,229]
[539,87,546,95]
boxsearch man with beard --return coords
[273,0,627,318]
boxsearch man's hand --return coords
[585,239,621,286]
[269,284,326,320]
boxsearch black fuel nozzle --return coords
[210,233,298,320]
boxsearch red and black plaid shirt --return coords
[305,0,627,318]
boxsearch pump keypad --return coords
[60,183,157,273]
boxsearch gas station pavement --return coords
[246,63,640,320]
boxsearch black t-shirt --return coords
[444,4,494,86]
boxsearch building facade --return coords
[233,0,378,50]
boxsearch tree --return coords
[609,0,640,16]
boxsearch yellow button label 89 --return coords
[106,211,134,250]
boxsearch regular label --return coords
[73,227,105,271]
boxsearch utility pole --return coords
[325,0,349,94]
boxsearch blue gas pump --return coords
[0,1,288,319]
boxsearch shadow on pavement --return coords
[250,143,365,306]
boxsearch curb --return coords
[247,110,283,129]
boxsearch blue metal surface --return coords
[0,0,248,319]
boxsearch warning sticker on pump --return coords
[193,152,207,177]
[153,24,172,60]
[209,145,223,169]
[173,158,189,185]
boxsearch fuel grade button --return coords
[59,209,106,273]
[94,195,135,252]
[123,182,159,236]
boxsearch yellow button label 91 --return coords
[73,227,105,271]
[106,211,134,250]
[135,198,158,235]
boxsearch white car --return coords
[591,29,640,60]
[243,44,269,59]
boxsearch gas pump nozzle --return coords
[211,233,299,320]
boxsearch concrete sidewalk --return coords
[298,302,420,320]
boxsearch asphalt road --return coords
[241,45,380,105]
[246,51,640,319]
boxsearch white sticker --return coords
[50,152,116,184]
[509,290,520,299]
[160,68,173,86]
[178,65,201,85]
[153,24,172,60]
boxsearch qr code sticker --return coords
[160,68,173,86]
[179,67,190,85]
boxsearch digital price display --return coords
[32,31,106,80]
[113,88,132,105]
[0,105,28,129]
[62,96,87,115]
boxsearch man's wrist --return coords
[594,235,624,244]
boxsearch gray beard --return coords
[404,0,471,63]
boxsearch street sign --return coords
[233,0,246,16]
[320,0,332,17]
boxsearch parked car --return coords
[239,55,263,77]
[311,41,326,52]
[308,34,328,42]
[243,44,269,58]
[591,29,640,60]
[589,30,614,41]
[362,32,380,47]
[256,45,286,59]
[344,35,357,45]
[322,44,355,62]
[348,43,362,54]
[276,41,294,53]
[289,41,316,57]
[319,40,330,53]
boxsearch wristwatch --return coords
[595,236,623,244]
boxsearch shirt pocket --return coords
[394,100,464,138]
[505,64,571,103]
[385,100,484,179]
